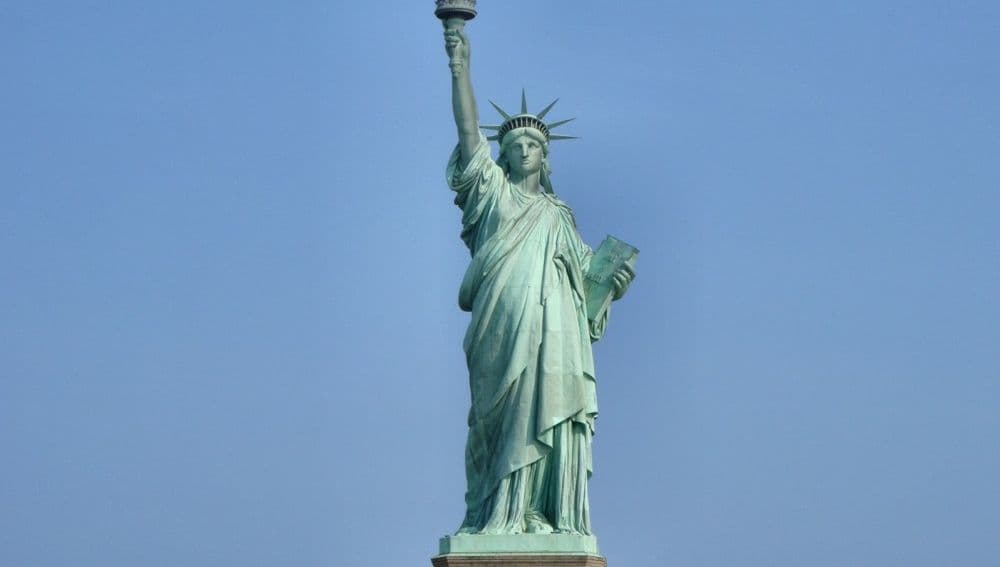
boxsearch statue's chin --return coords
[509,166,540,178]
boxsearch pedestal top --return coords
[438,534,600,556]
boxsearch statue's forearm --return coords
[453,70,478,132]
[453,71,480,161]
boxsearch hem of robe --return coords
[466,379,597,509]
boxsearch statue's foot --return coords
[524,510,554,534]
[553,528,591,536]
[526,521,553,534]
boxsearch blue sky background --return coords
[2,1,998,566]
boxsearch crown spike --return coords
[489,100,512,120]
[536,99,559,119]
[521,89,528,114]
[549,134,578,140]
[481,125,502,131]
[547,118,576,129]
[486,135,500,141]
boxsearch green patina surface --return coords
[438,534,600,556]
[437,5,637,551]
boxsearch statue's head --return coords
[484,91,576,194]
[498,127,549,178]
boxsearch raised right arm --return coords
[444,22,480,167]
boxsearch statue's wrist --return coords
[449,59,468,77]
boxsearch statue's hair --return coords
[495,127,554,194]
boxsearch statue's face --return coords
[504,133,545,177]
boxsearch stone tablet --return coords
[584,235,639,323]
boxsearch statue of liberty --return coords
[443,21,636,537]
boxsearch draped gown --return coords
[447,135,610,535]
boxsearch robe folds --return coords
[447,136,609,535]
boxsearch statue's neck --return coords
[509,171,542,194]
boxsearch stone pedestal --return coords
[432,534,606,567]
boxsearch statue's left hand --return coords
[612,264,635,301]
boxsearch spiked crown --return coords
[482,90,577,145]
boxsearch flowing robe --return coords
[447,136,609,535]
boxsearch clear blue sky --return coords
[2,1,998,566]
